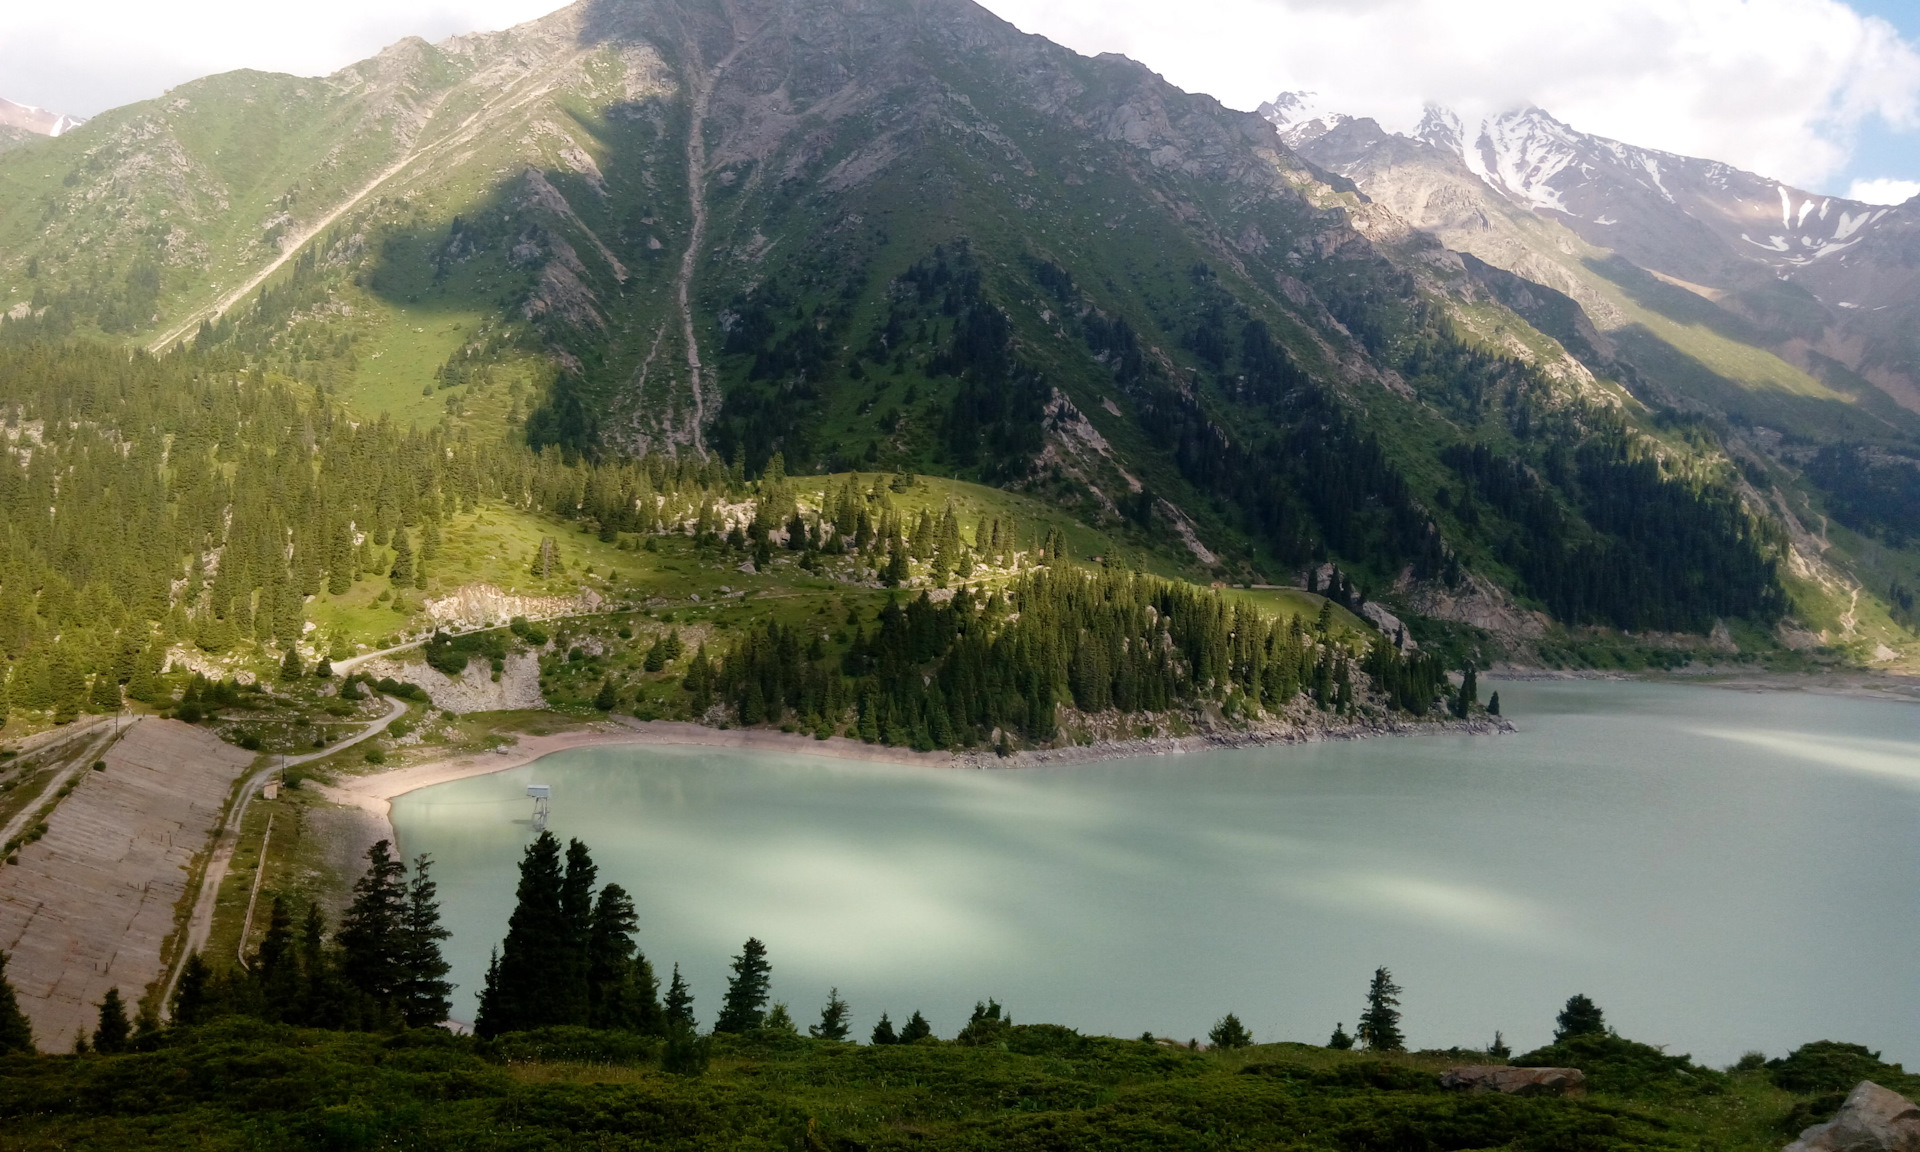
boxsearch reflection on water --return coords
[392,680,1920,1064]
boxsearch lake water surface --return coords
[391,680,1920,1065]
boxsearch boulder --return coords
[1440,1065,1586,1097]
[1785,1081,1920,1152]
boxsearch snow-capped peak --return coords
[1257,90,1349,148]
[0,96,86,138]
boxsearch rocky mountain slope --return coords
[1267,95,1920,651]
[0,0,1902,660]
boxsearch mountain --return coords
[0,0,1899,663]
[0,97,85,152]
[1270,96,1920,650]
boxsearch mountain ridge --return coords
[0,0,1906,663]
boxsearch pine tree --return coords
[1488,691,1501,716]
[396,854,453,1027]
[870,1011,897,1045]
[714,937,771,1033]
[899,1010,932,1043]
[476,831,569,1038]
[336,839,409,1021]
[1554,994,1605,1041]
[1356,967,1404,1052]
[170,952,211,1027]
[1489,1030,1511,1059]
[389,532,414,583]
[253,895,300,1019]
[810,988,850,1040]
[558,839,597,1024]
[93,987,131,1053]
[1327,1022,1353,1050]
[594,676,619,711]
[664,964,695,1033]
[586,883,659,1032]
[280,647,304,681]
[1208,1013,1252,1049]
[0,951,34,1053]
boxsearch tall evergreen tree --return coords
[397,854,453,1027]
[1356,967,1404,1052]
[870,1011,897,1045]
[0,951,34,1053]
[476,831,568,1038]
[810,988,850,1041]
[558,839,597,1024]
[93,987,131,1053]
[714,937,772,1033]
[1554,994,1606,1041]
[170,952,211,1027]
[253,895,300,1019]
[663,963,695,1033]
[586,883,659,1032]
[337,839,409,1021]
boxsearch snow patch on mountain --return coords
[0,97,84,138]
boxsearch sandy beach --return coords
[319,710,1522,842]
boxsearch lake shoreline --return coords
[1490,666,1920,703]
[321,711,1515,842]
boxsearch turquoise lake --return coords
[390,680,1920,1064]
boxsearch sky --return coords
[2,0,1917,203]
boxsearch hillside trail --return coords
[161,695,408,1015]
[148,45,596,352]
[673,19,769,455]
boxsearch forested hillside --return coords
[0,0,1898,683]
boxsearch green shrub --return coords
[1767,1041,1920,1096]
[1516,1032,1727,1098]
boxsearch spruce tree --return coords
[280,647,304,682]
[389,532,414,583]
[586,883,660,1032]
[170,952,211,1027]
[476,831,568,1038]
[1488,691,1501,716]
[663,963,695,1033]
[714,937,772,1033]
[336,839,409,1020]
[558,839,597,1024]
[253,895,300,1019]
[870,1011,897,1045]
[397,854,453,1027]
[1554,994,1605,1041]
[810,988,850,1040]
[93,987,131,1053]
[0,951,34,1053]
[899,1010,932,1044]
[297,903,342,1028]
[1327,1022,1353,1050]
[1208,1013,1252,1049]
[1356,967,1404,1052]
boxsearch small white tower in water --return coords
[527,784,551,833]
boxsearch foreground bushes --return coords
[0,1018,1845,1151]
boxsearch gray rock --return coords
[1440,1065,1585,1097]
[1785,1081,1920,1152]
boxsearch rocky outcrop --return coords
[1360,602,1417,652]
[1440,1065,1585,1097]
[423,583,602,631]
[1396,569,1548,641]
[1785,1081,1920,1152]
[354,650,546,715]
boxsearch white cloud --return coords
[1846,177,1920,203]
[980,0,1920,191]
[0,0,558,116]
[3,0,1915,194]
